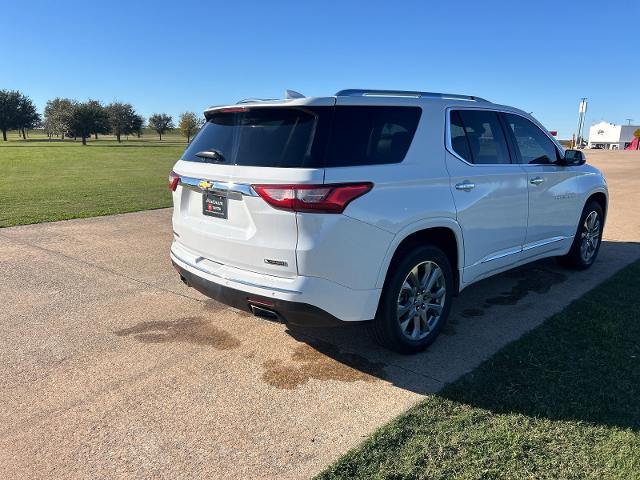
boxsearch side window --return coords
[502,113,559,165]
[450,110,511,165]
[450,111,473,163]
[325,106,422,167]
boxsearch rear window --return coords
[182,107,330,168]
[182,105,421,168]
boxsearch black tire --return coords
[558,200,604,270]
[370,245,454,354]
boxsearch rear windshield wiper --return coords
[195,150,225,163]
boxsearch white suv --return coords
[169,89,608,353]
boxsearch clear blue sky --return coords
[2,0,639,138]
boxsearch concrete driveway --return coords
[1,151,639,479]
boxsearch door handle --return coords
[455,181,476,191]
[530,177,545,185]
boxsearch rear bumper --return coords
[174,262,343,327]
[170,241,380,323]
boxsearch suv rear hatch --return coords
[171,98,334,278]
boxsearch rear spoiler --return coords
[204,95,335,119]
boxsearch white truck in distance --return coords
[169,89,608,354]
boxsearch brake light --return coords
[252,183,373,213]
[218,107,247,113]
[168,171,180,191]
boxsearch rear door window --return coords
[450,110,511,165]
[449,111,473,163]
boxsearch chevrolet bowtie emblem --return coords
[198,180,212,190]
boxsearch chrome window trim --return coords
[445,106,563,167]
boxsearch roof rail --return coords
[236,98,277,104]
[335,89,490,102]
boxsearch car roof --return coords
[204,89,494,113]
[202,90,562,152]
[204,89,531,110]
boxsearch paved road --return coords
[1,151,639,479]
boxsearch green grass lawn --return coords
[318,261,640,479]
[0,134,186,227]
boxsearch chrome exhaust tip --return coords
[249,304,281,322]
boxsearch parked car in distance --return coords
[169,89,608,354]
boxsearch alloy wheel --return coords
[396,261,446,340]
[580,210,601,262]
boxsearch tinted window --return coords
[503,113,559,165]
[325,106,421,167]
[450,110,511,164]
[182,107,330,168]
[182,105,420,168]
[449,111,473,163]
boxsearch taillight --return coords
[168,170,180,191]
[252,183,373,214]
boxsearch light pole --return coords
[576,98,588,148]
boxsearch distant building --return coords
[587,121,639,150]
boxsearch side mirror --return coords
[562,149,586,166]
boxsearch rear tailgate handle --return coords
[455,181,476,191]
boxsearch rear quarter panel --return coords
[323,101,461,289]
[295,213,393,290]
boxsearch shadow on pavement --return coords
[438,253,640,431]
[284,241,640,420]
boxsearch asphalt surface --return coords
[1,150,639,479]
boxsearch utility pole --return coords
[625,118,633,125]
[576,98,588,148]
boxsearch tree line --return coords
[0,89,204,144]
